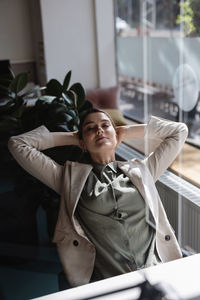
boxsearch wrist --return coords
[72,131,80,146]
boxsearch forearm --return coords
[8,125,63,194]
[8,126,80,154]
[118,124,147,141]
[124,124,146,138]
[52,131,79,147]
[144,116,188,181]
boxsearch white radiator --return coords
[116,143,200,253]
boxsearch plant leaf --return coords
[69,115,80,126]
[37,95,56,104]
[65,90,76,106]
[72,125,78,131]
[9,73,28,94]
[22,86,46,98]
[63,113,73,122]
[55,124,70,132]
[63,70,71,91]
[46,79,63,97]
[0,100,14,114]
[62,92,74,106]
[67,109,77,118]
[52,106,66,115]
[69,83,85,110]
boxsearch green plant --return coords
[0,70,93,135]
[176,0,200,36]
[24,70,92,133]
[0,72,34,133]
[0,70,93,242]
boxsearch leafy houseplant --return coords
[0,70,93,243]
[0,70,92,135]
[0,71,32,134]
[0,70,93,162]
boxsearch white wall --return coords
[40,0,117,89]
[0,0,34,62]
[40,0,98,88]
[0,0,117,89]
[95,0,117,87]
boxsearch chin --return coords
[96,141,113,148]
[95,144,115,153]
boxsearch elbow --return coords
[174,123,188,146]
[180,123,189,139]
[8,136,15,152]
[7,136,20,155]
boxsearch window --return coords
[115,0,200,167]
[115,0,200,255]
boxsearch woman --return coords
[8,108,188,287]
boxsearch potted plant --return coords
[0,70,93,243]
[0,70,92,134]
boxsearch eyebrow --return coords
[83,119,110,127]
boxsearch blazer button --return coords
[165,235,170,241]
[73,240,79,246]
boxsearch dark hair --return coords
[78,108,115,139]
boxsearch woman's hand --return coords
[71,131,80,147]
[115,124,147,147]
[115,126,127,147]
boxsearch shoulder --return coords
[118,158,149,172]
[63,160,93,172]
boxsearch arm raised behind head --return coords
[8,126,80,194]
[116,116,188,182]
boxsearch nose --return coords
[96,126,103,135]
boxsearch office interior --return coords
[0,0,200,299]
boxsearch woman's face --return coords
[80,112,117,154]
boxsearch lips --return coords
[96,136,107,142]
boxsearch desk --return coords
[33,254,200,300]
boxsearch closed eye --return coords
[102,123,110,128]
[85,121,111,132]
[86,127,95,131]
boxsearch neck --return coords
[90,151,115,165]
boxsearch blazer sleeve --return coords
[143,116,188,182]
[8,126,63,195]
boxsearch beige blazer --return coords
[8,116,188,287]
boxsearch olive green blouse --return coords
[75,161,160,281]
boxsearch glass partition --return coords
[115,0,200,255]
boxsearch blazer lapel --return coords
[68,162,93,218]
[118,160,143,189]
[118,160,157,227]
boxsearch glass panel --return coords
[115,0,200,255]
[116,0,200,146]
